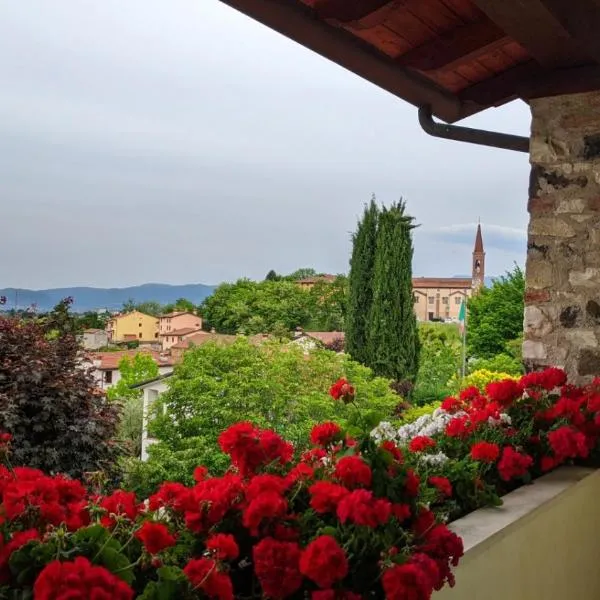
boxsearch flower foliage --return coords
[2,367,600,599]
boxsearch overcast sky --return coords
[0,0,531,289]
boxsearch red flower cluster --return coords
[135,522,176,555]
[334,456,372,489]
[33,557,133,600]
[485,380,523,407]
[218,422,293,476]
[337,489,392,527]
[521,367,567,391]
[99,490,139,527]
[0,529,39,584]
[428,476,452,498]
[409,436,436,453]
[206,534,240,561]
[253,538,303,599]
[183,557,233,600]
[310,422,342,447]
[300,536,348,589]
[470,441,500,463]
[547,426,588,462]
[497,447,533,482]
[329,378,355,403]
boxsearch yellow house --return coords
[106,311,159,344]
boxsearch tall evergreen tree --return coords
[367,201,420,382]
[345,198,379,364]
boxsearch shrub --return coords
[400,401,441,424]
[138,339,398,485]
[0,307,121,479]
[468,353,523,376]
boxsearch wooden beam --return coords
[538,0,600,65]
[218,0,463,122]
[397,20,508,71]
[311,0,392,22]
[471,0,589,68]
[521,63,600,99]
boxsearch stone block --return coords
[528,218,576,238]
[556,198,586,213]
[525,260,553,289]
[565,329,598,347]
[586,300,600,324]
[578,348,600,376]
[524,289,551,304]
[523,340,547,361]
[528,196,556,214]
[559,305,581,328]
[569,268,600,288]
[525,306,554,337]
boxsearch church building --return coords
[413,224,485,322]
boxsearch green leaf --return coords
[99,547,135,585]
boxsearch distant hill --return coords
[0,283,216,313]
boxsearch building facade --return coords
[413,224,485,322]
[81,328,108,350]
[158,311,203,351]
[106,310,159,344]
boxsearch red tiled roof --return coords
[412,278,472,289]
[297,274,337,284]
[305,331,345,345]
[171,333,237,350]
[88,350,175,370]
[84,328,105,333]
[160,327,203,337]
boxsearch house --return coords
[290,329,345,353]
[130,372,173,461]
[169,332,237,361]
[85,350,175,390]
[106,311,159,344]
[81,328,108,350]
[296,274,337,290]
[159,311,203,351]
[412,224,485,322]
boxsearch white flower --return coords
[418,452,450,466]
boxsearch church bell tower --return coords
[472,222,485,291]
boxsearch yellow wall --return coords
[111,311,159,343]
[434,467,600,600]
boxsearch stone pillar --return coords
[525,91,600,382]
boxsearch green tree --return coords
[163,298,197,314]
[367,201,420,383]
[467,266,525,359]
[107,353,159,457]
[306,275,347,331]
[265,270,280,281]
[346,198,379,364]
[287,267,318,281]
[133,338,398,490]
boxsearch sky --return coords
[0,0,531,289]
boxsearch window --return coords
[139,333,142,339]
[455,296,462,305]
[104,371,113,384]
[428,297,434,305]
[413,294,419,303]
[442,297,448,305]
[155,332,159,338]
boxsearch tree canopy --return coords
[467,266,525,360]
[135,338,398,490]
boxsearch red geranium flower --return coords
[329,378,355,403]
[409,436,436,453]
[485,380,523,407]
[310,422,342,447]
[391,503,411,522]
[33,557,133,600]
[300,535,349,589]
[336,489,391,528]
[243,492,288,536]
[405,469,420,497]
[382,560,437,600]
[193,466,208,482]
[253,538,303,599]
[183,557,233,600]
[547,425,589,462]
[135,522,176,555]
[470,441,500,463]
[148,482,189,513]
[441,396,463,413]
[521,367,567,391]
[246,474,290,501]
[99,490,139,527]
[459,386,481,402]
[206,534,239,561]
[334,456,372,489]
[381,440,403,463]
[309,481,350,514]
[312,592,362,600]
[428,476,452,498]
[445,415,472,438]
[497,446,533,482]
[0,529,39,584]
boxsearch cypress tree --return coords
[367,201,420,382]
[345,197,379,364]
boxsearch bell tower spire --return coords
[472,222,485,291]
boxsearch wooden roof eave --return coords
[220,0,465,122]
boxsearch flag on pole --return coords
[458,299,466,335]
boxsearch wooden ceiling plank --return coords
[521,64,600,99]
[471,0,589,68]
[396,20,508,71]
[219,0,463,122]
[538,0,600,65]
[311,0,392,21]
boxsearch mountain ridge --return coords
[0,283,216,312]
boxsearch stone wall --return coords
[525,91,600,382]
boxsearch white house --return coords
[131,372,173,461]
[81,329,109,350]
